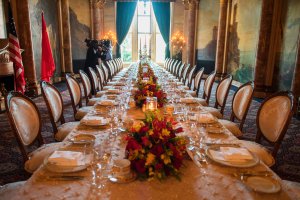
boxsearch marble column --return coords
[184,0,198,67]
[60,0,73,73]
[15,0,38,94]
[215,0,229,78]
[91,0,106,40]
[291,33,300,109]
[253,0,283,98]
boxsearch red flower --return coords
[126,138,142,151]
[173,157,182,169]
[132,159,146,173]
[175,127,183,133]
[140,125,150,134]
[155,162,163,170]
[141,136,151,147]
[150,144,164,157]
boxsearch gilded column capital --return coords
[91,0,106,9]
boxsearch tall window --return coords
[121,1,166,63]
[121,26,132,62]
[155,23,165,63]
[137,1,151,50]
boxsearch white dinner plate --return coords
[69,134,96,144]
[205,146,259,168]
[206,127,225,134]
[243,176,281,193]
[44,152,92,173]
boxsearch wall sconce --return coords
[103,31,117,47]
[171,32,185,60]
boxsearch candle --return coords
[139,37,141,51]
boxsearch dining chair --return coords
[218,81,254,137]
[204,75,233,118]
[65,73,93,120]
[176,62,185,79]
[96,65,105,90]
[79,70,93,105]
[101,63,109,84]
[239,91,294,167]
[184,65,197,97]
[164,58,170,69]
[5,91,62,173]
[196,71,216,106]
[79,69,102,106]
[41,81,80,141]
[187,65,197,89]
[193,67,205,97]
[181,63,191,83]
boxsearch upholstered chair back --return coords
[216,75,232,108]
[96,65,104,89]
[88,68,100,93]
[187,65,196,88]
[232,82,253,121]
[194,68,204,95]
[258,93,293,143]
[102,64,109,83]
[108,61,115,76]
[164,58,169,69]
[203,72,216,103]
[177,63,185,79]
[166,58,172,70]
[182,63,190,82]
[173,61,180,76]
[168,59,174,72]
[5,92,44,160]
[79,70,92,104]
[65,74,82,113]
[41,81,63,123]
[256,91,294,157]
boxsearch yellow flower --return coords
[129,150,139,160]
[160,154,171,165]
[145,153,156,166]
[148,129,154,136]
[162,128,170,137]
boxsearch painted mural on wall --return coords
[196,0,219,73]
[69,0,90,62]
[227,0,262,83]
[274,0,300,90]
[29,0,60,79]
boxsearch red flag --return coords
[7,2,26,93]
[41,12,55,82]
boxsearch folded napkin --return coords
[97,99,116,106]
[107,88,120,94]
[107,81,117,85]
[48,151,85,167]
[197,114,216,124]
[209,147,253,163]
[180,97,197,104]
[81,115,109,126]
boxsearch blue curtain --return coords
[116,2,137,58]
[152,2,171,58]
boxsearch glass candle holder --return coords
[146,97,157,111]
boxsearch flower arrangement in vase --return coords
[125,111,186,180]
[134,62,166,108]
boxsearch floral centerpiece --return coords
[134,62,167,107]
[125,111,186,180]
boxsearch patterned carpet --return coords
[0,81,299,185]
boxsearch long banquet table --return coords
[6,62,298,200]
